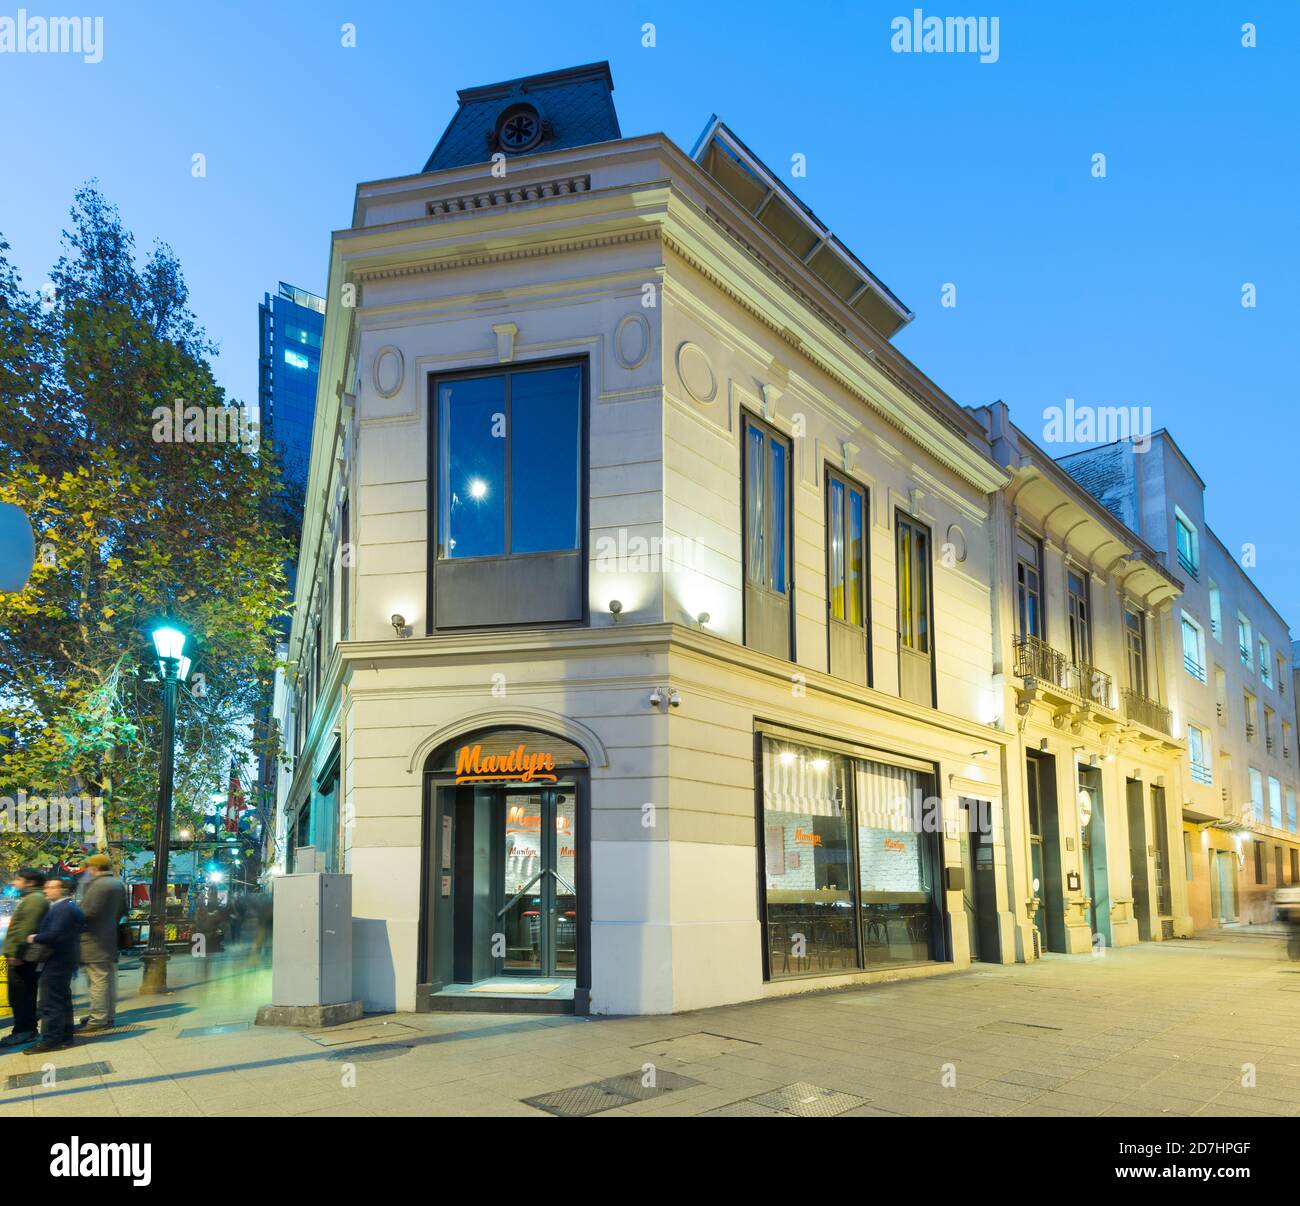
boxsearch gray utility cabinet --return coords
[271,872,353,1007]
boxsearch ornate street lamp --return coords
[140,620,191,994]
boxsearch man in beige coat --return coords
[78,853,127,1031]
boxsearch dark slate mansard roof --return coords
[422,61,622,173]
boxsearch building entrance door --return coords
[958,797,1000,961]
[1215,851,1237,923]
[498,786,578,977]
[421,726,591,1011]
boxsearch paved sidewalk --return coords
[2,930,1299,1117]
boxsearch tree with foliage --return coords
[0,184,294,880]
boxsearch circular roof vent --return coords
[495,102,543,154]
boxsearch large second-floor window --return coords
[742,413,792,660]
[1066,569,1092,666]
[1269,776,1283,828]
[825,468,868,684]
[1238,614,1253,668]
[1260,637,1273,687]
[1124,605,1147,696]
[431,360,584,629]
[1015,531,1042,640]
[897,512,934,706]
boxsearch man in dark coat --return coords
[77,853,126,1031]
[1,868,49,1047]
[27,876,85,1053]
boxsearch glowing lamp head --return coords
[150,622,191,680]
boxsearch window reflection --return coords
[436,365,582,560]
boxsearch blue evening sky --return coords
[1,1,1296,625]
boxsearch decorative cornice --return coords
[426,173,591,216]
[355,227,658,283]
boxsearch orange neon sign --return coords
[455,743,558,784]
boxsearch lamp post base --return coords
[138,951,170,995]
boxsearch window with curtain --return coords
[897,515,931,654]
[826,475,866,628]
[759,735,941,980]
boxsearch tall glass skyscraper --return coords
[258,281,326,517]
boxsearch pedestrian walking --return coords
[0,869,49,1047]
[77,853,127,1032]
[26,877,84,1054]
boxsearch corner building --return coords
[279,63,1049,1016]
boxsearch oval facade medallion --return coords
[373,345,405,399]
[676,341,716,404]
[945,522,968,564]
[614,313,651,370]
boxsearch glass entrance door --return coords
[497,786,577,977]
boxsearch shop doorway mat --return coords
[467,982,561,993]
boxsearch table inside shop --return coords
[765,890,934,971]
[765,890,855,973]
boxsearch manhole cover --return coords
[326,1043,414,1063]
[524,1069,700,1116]
[749,1082,867,1117]
[525,1081,635,1117]
[633,1032,760,1062]
[5,1061,112,1090]
[593,1069,699,1101]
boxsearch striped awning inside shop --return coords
[760,741,847,817]
[856,761,925,833]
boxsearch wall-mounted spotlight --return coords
[696,611,711,627]
[668,689,681,708]
[1038,738,1049,752]
[609,599,623,623]
[390,613,407,637]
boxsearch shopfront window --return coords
[855,759,937,965]
[760,735,941,979]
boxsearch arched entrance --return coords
[418,726,591,1014]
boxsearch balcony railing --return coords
[1015,634,1113,709]
[1122,688,1173,736]
[1184,652,1207,682]
[1190,760,1213,786]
